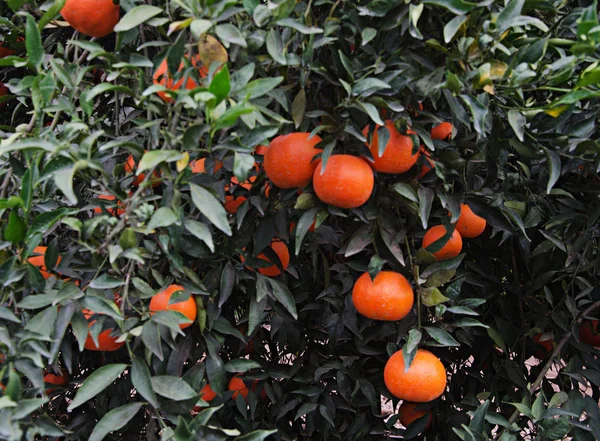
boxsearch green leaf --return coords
[68,364,128,410]
[131,357,159,409]
[224,359,261,373]
[353,78,391,96]
[422,0,476,15]
[184,219,214,252]
[424,269,456,288]
[137,150,184,175]
[424,326,460,346]
[6,0,26,11]
[268,279,298,319]
[89,274,125,289]
[294,208,318,255]
[361,27,377,45]
[418,186,434,229]
[393,183,419,203]
[215,24,247,48]
[214,104,254,130]
[507,110,526,142]
[114,5,163,32]
[295,403,319,420]
[357,102,385,126]
[54,165,79,205]
[88,403,144,441]
[39,0,66,32]
[190,184,232,236]
[402,329,422,370]
[460,94,488,135]
[469,400,489,433]
[496,0,524,34]
[147,207,180,231]
[421,254,465,277]
[27,208,76,242]
[266,29,286,65]
[292,89,306,129]
[531,392,544,420]
[444,15,467,43]
[420,287,450,307]
[25,15,43,71]
[5,210,26,244]
[452,318,489,328]
[190,19,213,38]
[235,430,278,441]
[238,77,284,100]
[544,149,561,194]
[151,376,197,401]
[276,18,323,34]
[548,391,568,408]
[209,65,231,104]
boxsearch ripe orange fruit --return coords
[229,375,250,400]
[200,383,217,402]
[264,133,323,188]
[229,375,263,400]
[431,122,453,141]
[153,56,207,102]
[352,271,414,321]
[44,368,69,393]
[313,155,374,208]
[61,0,120,38]
[149,285,197,329]
[94,194,125,216]
[416,147,435,179]
[84,328,124,351]
[193,383,218,411]
[28,246,60,279]
[384,349,447,402]
[399,402,432,430]
[242,240,290,277]
[191,158,223,174]
[255,145,269,156]
[225,176,255,214]
[533,334,553,358]
[579,320,600,347]
[422,225,462,260]
[454,204,486,238]
[363,121,419,174]
[124,154,161,187]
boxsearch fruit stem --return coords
[404,235,421,329]
[414,265,421,330]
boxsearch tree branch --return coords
[494,299,600,439]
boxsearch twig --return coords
[0,170,13,199]
[95,167,158,253]
[494,299,600,439]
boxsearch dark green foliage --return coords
[0,1,599,441]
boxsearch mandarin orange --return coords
[149,285,197,329]
[61,0,120,38]
[313,155,374,209]
[264,133,323,188]
[454,204,486,239]
[363,121,419,174]
[384,349,447,402]
[352,271,414,321]
[422,225,462,260]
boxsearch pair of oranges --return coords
[195,374,265,409]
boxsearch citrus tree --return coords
[1,0,600,440]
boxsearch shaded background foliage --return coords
[0,0,600,440]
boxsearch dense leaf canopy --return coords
[0,0,599,441]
